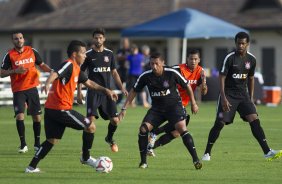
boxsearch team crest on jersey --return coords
[163,80,169,88]
[245,61,250,69]
[104,56,109,62]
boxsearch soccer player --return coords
[147,49,208,157]
[25,40,118,173]
[77,28,128,152]
[202,32,282,161]
[119,52,202,170]
[1,31,53,153]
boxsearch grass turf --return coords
[0,102,281,184]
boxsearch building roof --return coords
[0,0,281,32]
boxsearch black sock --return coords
[106,123,117,141]
[82,131,94,161]
[153,133,175,149]
[29,140,53,169]
[33,121,41,147]
[250,119,270,154]
[181,131,199,162]
[154,125,165,135]
[16,120,26,147]
[138,131,148,164]
[204,121,224,155]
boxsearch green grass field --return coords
[0,102,281,184]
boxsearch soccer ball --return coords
[95,156,113,173]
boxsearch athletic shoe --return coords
[105,137,119,152]
[18,145,28,153]
[264,149,282,161]
[202,153,211,161]
[25,167,41,173]
[193,161,202,170]
[139,163,148,169]
[148,132,157,148]
[147,148,156,157]
[80,156,97,168]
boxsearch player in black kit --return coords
[77,28,128,152]
[202,32,282,161]
[119,53,202,170]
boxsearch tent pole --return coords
[181,38,187,63]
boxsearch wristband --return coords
[121,107,126,111]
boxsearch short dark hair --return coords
[188,49,200,57]
[150,52,163,60]
[67,40,86,57]
[11,31,24,38]
[235,32,250,43]
[92,28,106,37]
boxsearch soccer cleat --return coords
[25,167,41,173]
[80,156,97,168]
[105,137,119,152]
[139,163,148,169]
[264,149,282,161]
[148,132,157,149]
[147,148,156,157]
[193,161,202,170]
[202,153,211,161]
[18,145,28,153]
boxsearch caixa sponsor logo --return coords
[151,89,171,97]
[93,67,110,72]
[15,58,34,66]
[232,73,247,79]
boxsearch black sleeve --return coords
[78,70,88,83]
[32,48,43,65]
[81,56,89,72]
[219,55,231,76]
[133,74,146,92]
[171,65,181,73]
[110,53,116,70]
[173,70,188,89]
[1,53,11,70]
[56,62,73,79]
[248,58,256,77]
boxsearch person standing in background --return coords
[1,31,53,153]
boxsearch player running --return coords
[119,52,202,170]
[147,49,208,157]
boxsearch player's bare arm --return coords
[111,69,128,96]
[200,69,208,95]
[0,66,27,78]
[42,71,59,94]
[219,74,231,112]
[39,63,53,73]
[185,84,199,114]
[83,79,118,102]
[248,76,255,103]
[119,89,137,120]
[76,83,84,104]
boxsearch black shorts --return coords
[13,87,42,116]
[86,91,118,120]
[216,90,257,124]
[143,105,186,129]
[44,108,91,139]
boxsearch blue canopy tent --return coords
[122,8,248,63]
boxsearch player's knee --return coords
[32,115,41,122]
[16,113,24,120]
[86,123,96,133]
[139,123,149,134]
[47,138,59,145]
[171,130,180,138]
[245,114,258,123]
[111,117,120,126]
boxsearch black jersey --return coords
[81,48,116,90]
[134,67,188,109]
[220,51,256,92]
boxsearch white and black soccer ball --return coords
[95,156,113,173]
